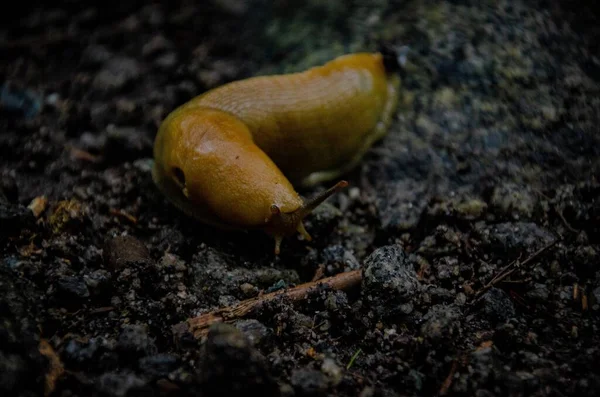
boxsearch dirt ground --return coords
[1,0,599,396]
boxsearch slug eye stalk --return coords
[268,180,349,255]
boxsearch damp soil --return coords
[1,1,600,396]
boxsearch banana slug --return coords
[152,51,401,254]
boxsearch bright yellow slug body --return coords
[152,52,400,253]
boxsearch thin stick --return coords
[473,239,558,299]
[532,189,579,234]
[439,360,458,396]
[173,269,362,341]
[555,208,579,233]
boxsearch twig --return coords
[498,278,532,285]
[473,239,558,299]
[555,207,579,233]
[90,306,114,314]
[311,264,325,282]
[109,208,138,224]
[39,339,64,397]
[439,341,492,395]
[173,269,362,341]
[532,188,579,234]
[67,145,100,163]
[486,252,523,286]
[439,360,458,396]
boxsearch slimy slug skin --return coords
[152,52,401,254]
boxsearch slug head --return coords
[264,180,348,255]
[152,105,348,255]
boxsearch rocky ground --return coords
[1,0,599,396]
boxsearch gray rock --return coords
[525,283,550,302]
[475,222,555,254]
[138,353,180,378]
[362,245,420,318]
[290,368,329,396]
[57,276,90,299]
[477,288,516,324]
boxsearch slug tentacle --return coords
[297,180,349,219]
[265,180,348,254]
[296,222,311,242]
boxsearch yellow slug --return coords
[152,51,401,254]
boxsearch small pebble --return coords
[155,52,178,70]
[525,283,550,302]
[321,358,343,386]
[138,353,180,378]
[239,282,257,297]
[362,245,421,318]
[290,368,329,396]
[56,276,90,299]
[117,324,154,357]
[141,34,173,57]
[321,244,360,273]
[83,270,112,294]
[234,319,270,347]
[477,287,516,324]
[475,222,555,254]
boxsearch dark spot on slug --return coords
[235,155,239,159]
[172,167,185,187]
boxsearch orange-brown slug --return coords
[152,51,402,254]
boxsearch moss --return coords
[48,200,84,234]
